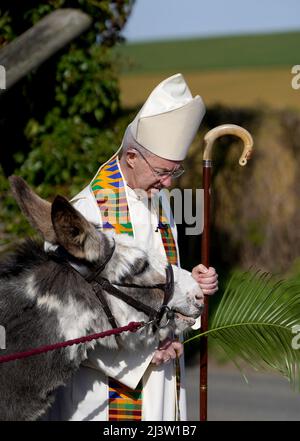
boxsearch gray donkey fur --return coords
[0,177,203,421]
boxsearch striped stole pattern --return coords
[91,156,180,421]
[91,156,133,236]
[157,204,178,265]
[108,379,142,421]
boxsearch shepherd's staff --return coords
[200,124,254,421]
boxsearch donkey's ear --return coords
[9,175,57,242]
[51,195,102,261]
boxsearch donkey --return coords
[0,176,204,421]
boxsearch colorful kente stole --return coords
[91,155,180,420]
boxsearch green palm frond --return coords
[184,270,300,388]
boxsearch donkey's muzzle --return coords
[197,304,205,315]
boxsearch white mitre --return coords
[128,73,206,161]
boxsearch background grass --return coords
[116,31,300,74]
[119,68,300,110]
[116,31,300,110]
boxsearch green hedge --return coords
[0,1,135,248]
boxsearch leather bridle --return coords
[56,239,175,331]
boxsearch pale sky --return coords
[123,0,300,42]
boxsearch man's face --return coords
[127,149,184,197]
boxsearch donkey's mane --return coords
[0,239,49,277]
[0,239,88,279]
[0,239,96,312]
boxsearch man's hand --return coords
[192,264,218,295]
[151,338,183,366]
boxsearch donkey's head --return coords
[9,176,203,342]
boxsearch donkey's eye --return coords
[133,259,149,276]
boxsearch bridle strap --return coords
[85,240,116,282]
[95,278,158,319]
[90,281,119,331]
[90,262,175,331]
[111,264,174,310]
[55,240,115,278]
[55,243,120,331]
[55,244,174,329]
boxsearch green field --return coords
[117,31,300,110]
[116,31,300,74]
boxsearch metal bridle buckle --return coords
[143,306,175,329]
[156,305,175,329]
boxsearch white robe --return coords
[44,170,200,421]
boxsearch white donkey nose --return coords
[197,304,205,314]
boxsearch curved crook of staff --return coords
[199,124,253,421]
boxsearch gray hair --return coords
[120,126,152,158]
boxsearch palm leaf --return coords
[184,270,300,388]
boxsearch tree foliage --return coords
[0,1,135,248]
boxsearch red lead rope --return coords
[0,321,144,364]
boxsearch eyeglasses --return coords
[134,149,185,179]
